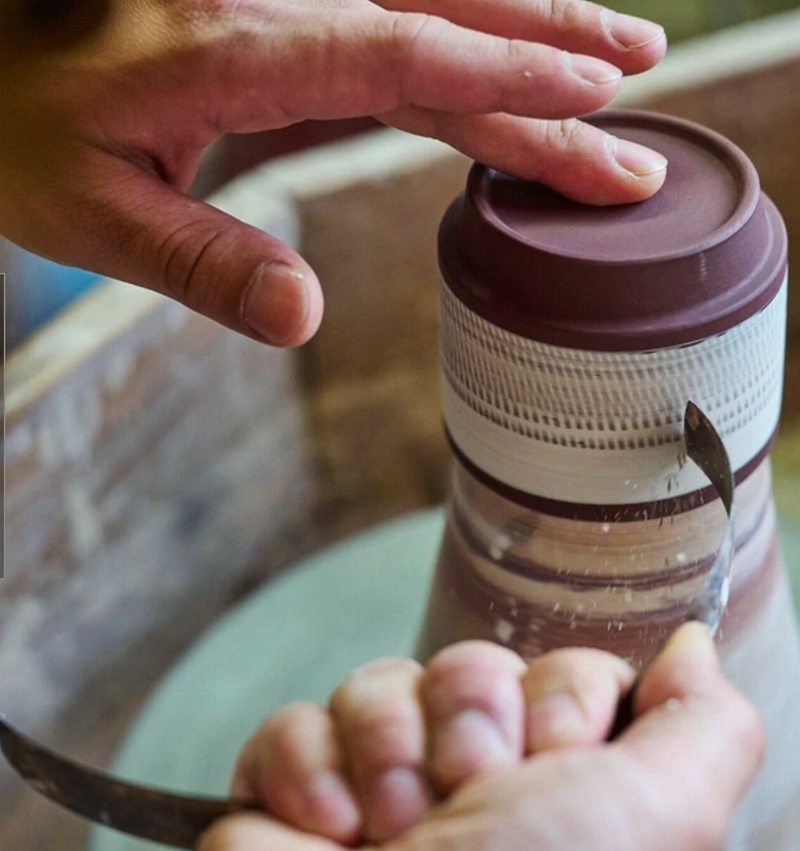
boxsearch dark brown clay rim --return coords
[439,197,787,352]
[438,109,789,352]
[445,426,776,522]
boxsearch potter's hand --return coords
[200,623,763,851]
[0,0,666,347]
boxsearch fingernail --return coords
[435,710,512,776]
[305,771,360,829]
[612,137,668,177]
[527,690,589,750]
[242,261,309,345]
[367,768,430,838]
[604,10,665,51]
[562,51,622,86]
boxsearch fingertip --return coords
[241,260,324,347]
[571,134,668,206]
[636,622,720,714]
[662,620,715,654]
[600,8,667,72]
[397,111,669,208]
[655,621,719,680]
[630,30,668,71]
[608,136,668,199]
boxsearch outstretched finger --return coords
[217,7,624,132]
[382,108,668,205]
[370,0,666,76]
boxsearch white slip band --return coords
[440,277,787,506]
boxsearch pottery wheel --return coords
[88,509,800,851]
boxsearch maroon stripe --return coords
[445,425,776,522]
[450,493,767,591]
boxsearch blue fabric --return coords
[6,249,101,349]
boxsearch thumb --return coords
[617,623,765,847]
[85,166,324,347]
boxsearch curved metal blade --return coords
[0,715,260,849]
[683,400,736,635]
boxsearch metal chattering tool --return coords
[0,714,261,849]
[682,400,736,634]
[609,399,736,738]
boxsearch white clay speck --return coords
[495,619,515,643]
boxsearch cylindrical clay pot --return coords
[416,111,800,850]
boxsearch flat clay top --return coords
[481,113,754,262]
[439,110,787,350]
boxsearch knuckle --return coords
[425,642,524,716]
[351,657,423,680]
[159,219,233,307]
[503,36,527,67]
[427,641,523,681]
[386,9,443,92]
[534,0,584,30]
[259,702,324,752]
[388,11,436,54]
[544,117,585,152]
[261,700,321,733]
[555,0,585,30]
[331,658,422,712]
[530,647,634,686]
